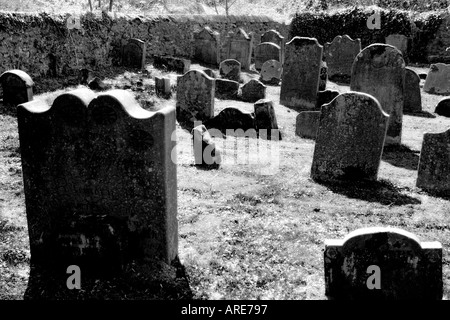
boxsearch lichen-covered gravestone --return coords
[17,88,179,297]
[350,44,405,146]
[241,79,266,103]
[0,69,34,106]
[176,70,215,124]
[385,34,408,62]
[260,60,282,85]
[219,59,241,82]
[324,227,442,300]
[261,29,285,64]
[193,26,220,66]
[404,67,422,113]
[416,128,450,195]
[295,111,320,139]
[311,92,389,182]
[254,42,281,71]
[122,38,146,69]
[224,28,252,71]
[423,63,450,95]
[323,35,361,83]
[280,37,323,110]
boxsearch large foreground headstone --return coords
[423,63,450,95]
[324,35,361,82]
[254,42,281,71]
[0,69,34,106]
[122,38,146,69]
[280,37,323,110]
[261,29,285,63]
[350,44,405,146]
[17,88,178,277]
[404,67,422,113]
[176,70,215,124]
[224,28,252,71]
[219,59,241,82]
[416,128,450,194]
[324,227,442,300]
[193,26,220,66]
[311,92,389,182]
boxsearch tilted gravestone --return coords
[176,70,215,125]
[0,69,34,106]
[241,79,266,103]
[295,111,320,139]
[193,26,220,66]
[350,44,405,146]
[155,76,171,98]
[254,42,281,71]
[122,38,146,69]
[17,88,178,279]
[260,59,282,85]
[224,28,252,71]
[423,63,450,95]
[311,92,389,182]
[416,128,450,194]
[325,227,442,300]
[323,35,361,83]
[261,29,285,64]
[215,79,239,100]
[385,34,408,62]
[404,67,422,113]
[219,59,241,82]
[280,37,323,111]
[254,99,281,140]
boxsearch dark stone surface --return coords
[316,90,339,110]
[295,111,320,139]
[153,55,191,74]
[122,38,146,69]
[0,69,34,107]
[215,78,239,100]
[254,99,281,140]
[219,59,241,82]
[203,107,255,136]
[241,79,266,103]
[404,67,422,113]
[155,76,171,98]
[435,98,450,117]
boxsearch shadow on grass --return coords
[404,110,436,118]
[382,144,420,171]
[317,178,421,206]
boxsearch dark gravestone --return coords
[260,60,282,85]
[311,92,389,182]
[203,107,255,136]
[254,99,281,140]
[261,29,285,64]
[254,42,281,71]
[219,59,241,82]
[155,76,171,98]
[17,89,178,293]
[193,26,220,66]
[0,69,34,106]
[215,79,239,100]
[325,227,442,300]
[319,61,328,91]
[224,28,252,71]
[416,128,450,194]
[316,90,339,110]
[122,38,146,69]
[241,79,266,103]
[323,35,361,83]
[435,98,450,117]
[153,56,190,74]
[192,124,221,167]
[404,67,422,113]
[295,111,320,139]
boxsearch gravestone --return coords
[17,88,178,277]
[435,98,450,117]
[122,38,146,69]
[224,28,252,71]
[193,26,220,66]
[311,92,389,182]
[215,79,239,100]
[350,44,405,146]
[423,63,450,95]
[325,227,442,300]
[254,99,281,140]
[192,124,221,167]
[319,61,328,91]
[260,59,282,85]
[261,29,285,64]
[254,42,281,71]
[203,107,255,136]
[153,56,190,74]
[316,90,339,110]
[176,70,215,124]
[0,69,34,106]
[323,35,361,83]
[404,67,422,113]
[295,111,320,139]
[416,128,450,194]
[385,34,408,62]
[241,79,266,103]
[219,59,241,82]
[155,76,171,98]
[280,37,323,110]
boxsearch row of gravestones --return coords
[0,70,445,299]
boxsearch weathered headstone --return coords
[155,76,171,98]
[215,79,239,100]
[280,37,323,110]
[0,69,34,106]
[122,38,146,69]
[435,98,450,117]
[219,59,241,82]
[254,42,281,71]
[323,35,361,83]
[241,79,266,103]
[193,26,220,66]
[325,227,442,300]
[350,44,405,146]
[423,63,450,95]
[385,34,408,62]
[261,29,285,64]
[192,124,221,167]
[404,67,422,113]
[416,128,450,194]
[260,59,282,85]
[295,111,320,139]
[224,28,252,71]
[311,92,389,182]
[254,99,281,140]
[203,107,255,136]
[153,56,190,74]
[176,70,215,124]
[319,61,328,91]
[17,88,178,277]
[316,89,339,110]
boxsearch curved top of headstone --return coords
[194,26,220,40]
[342,227,423,254]
[128,38,145,45]
[243,78,266,88]
[326,34,360,46]
[354,43,404,69]
[286,36,322,48]
[405,67,420,81]
[261,29,284,42]
[227,28,250,40]
[0,69,34,87]
[430,63,450,71]
[323,91,388,117]
[180,69,215,81]
[256,42,281,50]
[220,59,241,67]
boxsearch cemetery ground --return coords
[1,63,450,300]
